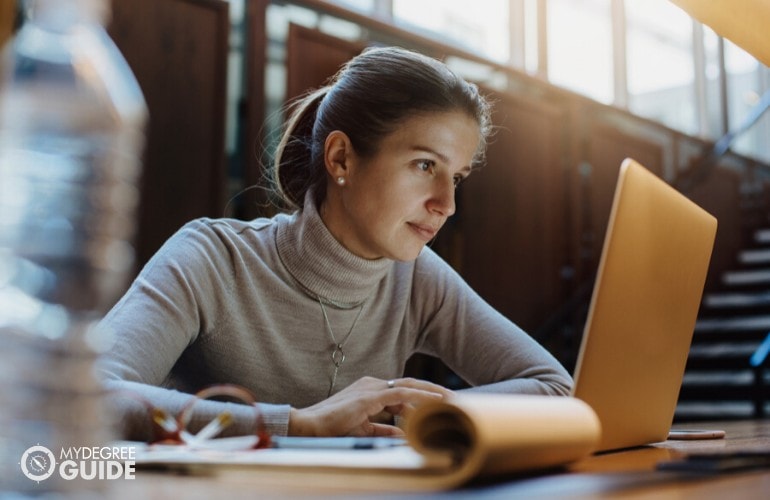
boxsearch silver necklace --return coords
[318,297,365,397]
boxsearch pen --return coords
[270,436,407,450]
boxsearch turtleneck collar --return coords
[275,189,393,306]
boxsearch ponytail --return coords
[273,87,330,210]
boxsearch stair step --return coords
[722,269,770,286]
[678,385,765,400]
[678,371,769,400]
[702,291,770,309]
[689,342,759,356]
[675,401,760,421]
[755,228,770,244]
[687,342,760,365]
[739,248,770,265]
[681,370,756,385]
[693,314,770,342]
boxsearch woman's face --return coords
[321,110,481,261]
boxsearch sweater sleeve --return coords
[409,248,573,396]
[97,220,290,442]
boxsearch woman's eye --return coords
[416,159,435,173]
[453,175,465,188]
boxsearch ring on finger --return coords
[386,379,396,389]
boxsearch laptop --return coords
[572,158,718,452]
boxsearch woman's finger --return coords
[383,402,415,419]
[383,377,454,398]
[366,422,404,437]
[373,387,444,412]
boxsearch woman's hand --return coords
[288,376,453,437]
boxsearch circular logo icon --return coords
[20,445,56,482]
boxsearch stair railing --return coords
[749,332,770,418]
[677,88,770,193]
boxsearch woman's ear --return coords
[324,130,356,181]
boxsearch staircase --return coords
[676,228,770,421]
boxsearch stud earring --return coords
[336,177,345,186]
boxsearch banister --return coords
[677,89,770,192]
[750,332,770,418]
[749,332,770,369]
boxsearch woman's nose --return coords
[427,177,456,217]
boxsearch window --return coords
[725,41,770,163]
[392,0,510,63]
[278,0,770,163]
[326,0,377,14]
[546,0,613,104]
[625,0,697,135]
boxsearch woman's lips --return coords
[408,222,439,241]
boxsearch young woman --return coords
[99,46,572,442]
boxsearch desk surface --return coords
[112,420,770,499]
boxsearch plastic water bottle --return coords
[0,0,146,494]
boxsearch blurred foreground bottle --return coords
[0,0,146,494]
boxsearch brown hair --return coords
[273,46,492,210]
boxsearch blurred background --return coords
[2,0,769,421]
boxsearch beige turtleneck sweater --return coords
[98,191,572,441]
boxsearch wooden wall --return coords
[574,120,665,278]
[459,91,570,332]
[109,0,229,269]
[285,24,364,102]
[0,0,14,48]
[687,166,745,290]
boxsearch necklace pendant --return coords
[331,343,346,367]
[318,296,365,398]
[328,366,338,398]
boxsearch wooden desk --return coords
[111,420,770,499]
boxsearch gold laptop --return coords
[572,158,718,452]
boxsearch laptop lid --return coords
[571,158,717,452]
